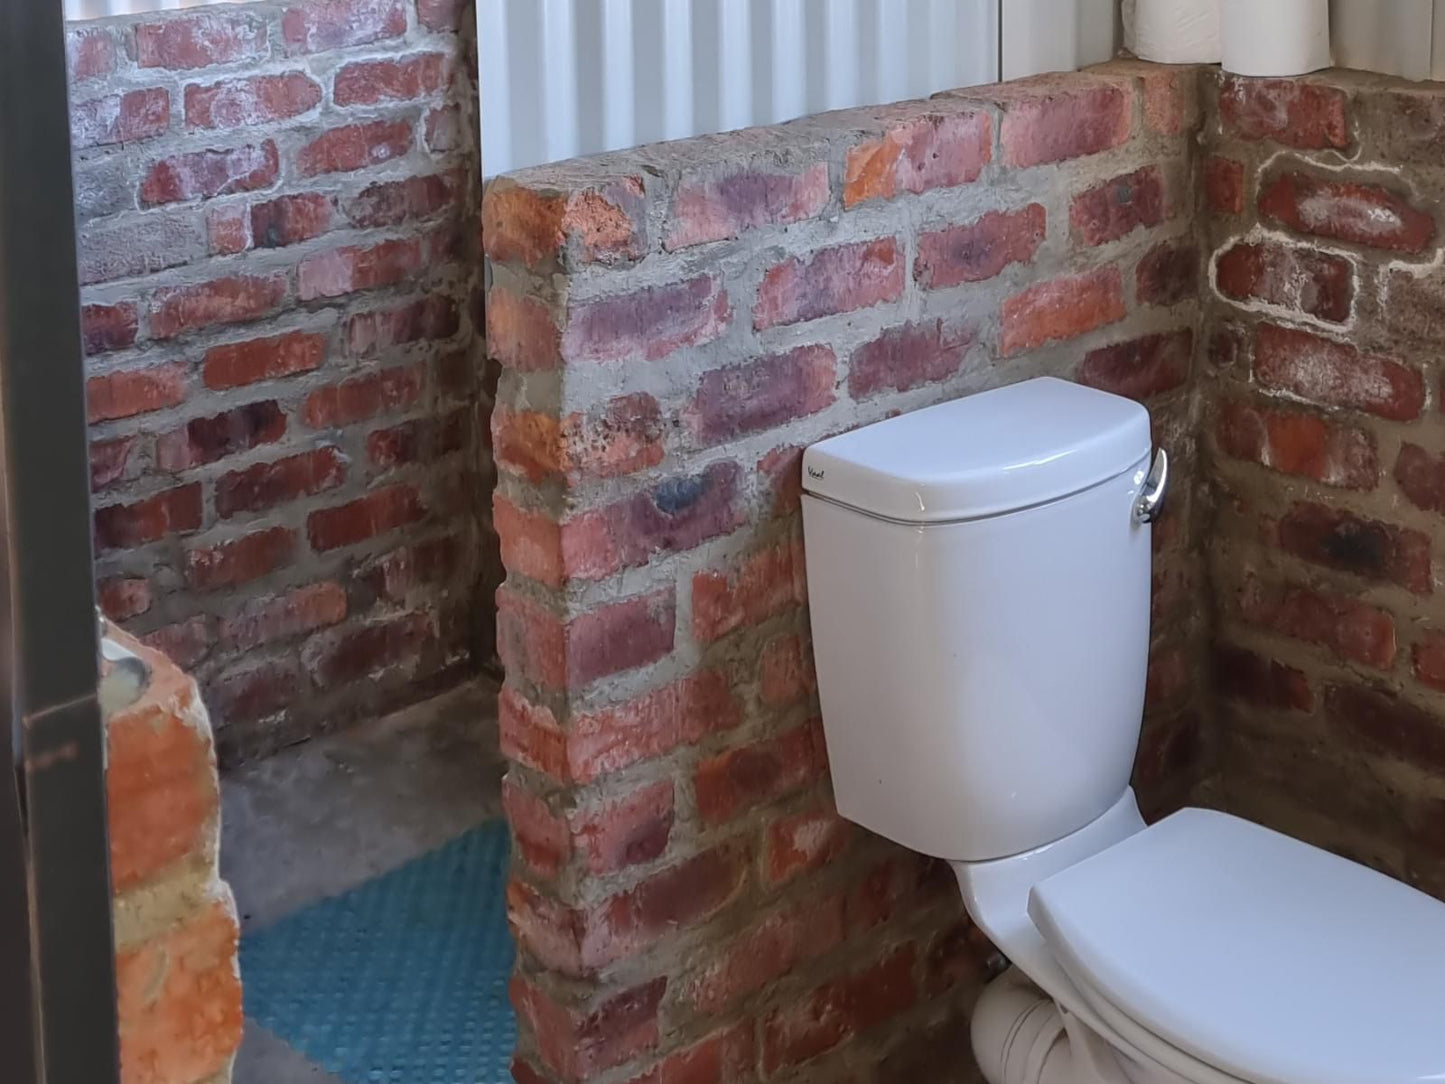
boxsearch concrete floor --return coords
[222,677,505,1084]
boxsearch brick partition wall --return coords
[486,62,1212,1083]
[1200,70,1445,898]
[70,0,495,763]
[107,631,241,1084]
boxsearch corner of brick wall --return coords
[1197,67,1445,895]
[487,60,1216,1083]
[72,0,496,765]
[106,628,241,1084]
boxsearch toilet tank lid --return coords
[801,377,1152,523]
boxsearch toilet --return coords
[800,377,1445,1084]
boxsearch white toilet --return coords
[801,377,1445,1084]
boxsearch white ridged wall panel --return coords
[479,0,1002,177]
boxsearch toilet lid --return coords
[1028,808,1445,1084]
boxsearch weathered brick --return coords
[1136,241,1199,307]
[1384,270,1445,344]
[849,320,972,399]
[570,781,675,875]
[1078,329,1192,402]
[1414,631,1445,693]
[219,582,348,650]
[755,239,902,330]
[668,162,829,249]
[202,330,327,390]
[503,779,570,878]
[297,120,414,177]
[693,535,807,643]
[87,362,187,423]
[71,88,170,149]
[417,0,466,31]
[302,612,434,687]
[335,54,450,106]
[1139,64,1200,135]
[1254,323,1423,421]
[760,633,817,706]
[1205,155,1245,214]
[98,578,151,623]
[1396,443,1445,515]
[140,142,279,207]
[684,897,846,1015]
[766,803,852,884]
[205,204,252,255]
[1326,683,1445,771]
[687,346,836,444]
[343,173,457,229]
[209,659,303,723]
[999,267,1126,356]
[156,400,287,471]
[307,484,425,551]
[572,670,740,782]
[997,82,1131,167]
[1209,323,1250,370]
[757,445,805,520]
[1276,501,1430,594]
[1214,644,1313,712]
[915,204,1045,289]
[843,110,991,207]
[303,364,422,427]
[509,975,665,1082]
[356,535,458,601]
[143,618,214,670]
[250,192,334,248]
[487,287,561,371]
[483,177,647,267]
[1215,241,1352,323]
[185,526,297,590]
[81,303,140,356]
[149,274,286,339]
[494,395,663,485]
[90,436,135,491]
[344,295,458,355]
[1238,577,1395,670]
[1218,77,1349,150]
[367,409,468,469]
[1259,171,1435,254]
[565,276,731,363]
[424,104,462,153]
[1215,399,1377,490]
[136,12,267,70]
[282,0,407,53]
[297,238,424,300]
[623,1023,754,1084]
[78,212,207,286]
[185,73,322,130]
[67,26,118,82]
[695,722,827,826]
[1070,166,1166,246]
[94,485,202,550]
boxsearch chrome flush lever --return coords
[1134,448,1169,524]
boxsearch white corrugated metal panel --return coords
[1002,0,1119,80]
[65,0,219,17]
[480,0,1003,177]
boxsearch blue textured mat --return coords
[240,821,515,1084]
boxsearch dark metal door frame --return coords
[0,0,121,1081]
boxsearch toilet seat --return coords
[1028,808,1445,1084]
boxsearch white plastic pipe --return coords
[1221,0,1331,76]
[1126,0,1222,64]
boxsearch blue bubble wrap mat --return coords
[240,820,515,1084]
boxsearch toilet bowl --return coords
[800,377,1445,1084]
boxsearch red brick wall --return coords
[1201,71,1445,896]
[71,0,494,763]
[486,62,1212,1083]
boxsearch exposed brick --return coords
[344,295,458,356]
[1071,166,1166,246]
[1238,577,1395,670]
[1396,443,1445,515]
[487,287,562,371]
[206,204,252,255]
[90,436,135,491]
[71,88,170,149]
[565,275,731,363]
[1078,329,1192,402]
[1145,643,1191,710]
[687,345,836,444]
[202,330,327,390]
[1218,77,1349,150]
[343,173,457,229]
[1216,241,1352,323]
[503,779,570,878]
[156,400,287,472]
[142,618,214,670]
[1215,399,1377,490]
[302,364,423,427]
[757,445,805,520]
[302,612,434,687]
[1139,64,1200,135]
[1326,683,1445,772]
[335,54,450,106]
[307,484,425,551]
[140,141,279,207]
[185,72,322,130]
[149,274,286,339]
[94,485,202,550]
[185,526,297,590]
[915,204,1045,289]
[250,192,334,248]
[494,395,663,485]
[135,12,267,70]
[87,362,187,423]
[848,319,972,399]
[417,0,466,31]
[498,686,569,779]
[78,211,207,287]
[1205,155,1246,214]
[67,27,118,82]
[1214,645,1313,712]
[667,162,829,249]
[81,302,139,356]
[209,659,303,723]
[684,897,846,1015]
[766,803,852,884]
[1209,323,1250,370]
[762,945,917,1073]
[424,104,462,153]
[1259,171,1435,254]
[219,581,348,650]
[297,238,423,300]
[483,177,648,267]
[693,535,807,643]
[356,535,458,601]
[998,83,1131,167]
[754,238,902,329]
[570,670,739,783]
[1254,324,1423,421]
[623,1023,754,1084]
[98,577,151,622]
[570,781,675,874]
[282,0,407,53]
[843,110,992,207]
[297,120,414,177]
[1384,270,1445,344]
[1000,267,1126,356]
[1276,501,1431,594]
[695,722,827,826]
[1136,241,1199,307]
[510,975,665,1082]
[367,409,468,469]
[760,633,817,706]
[1414,631,1445,693]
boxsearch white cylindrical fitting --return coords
[1125,0,1222,64]
[1220,0,1331,77]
